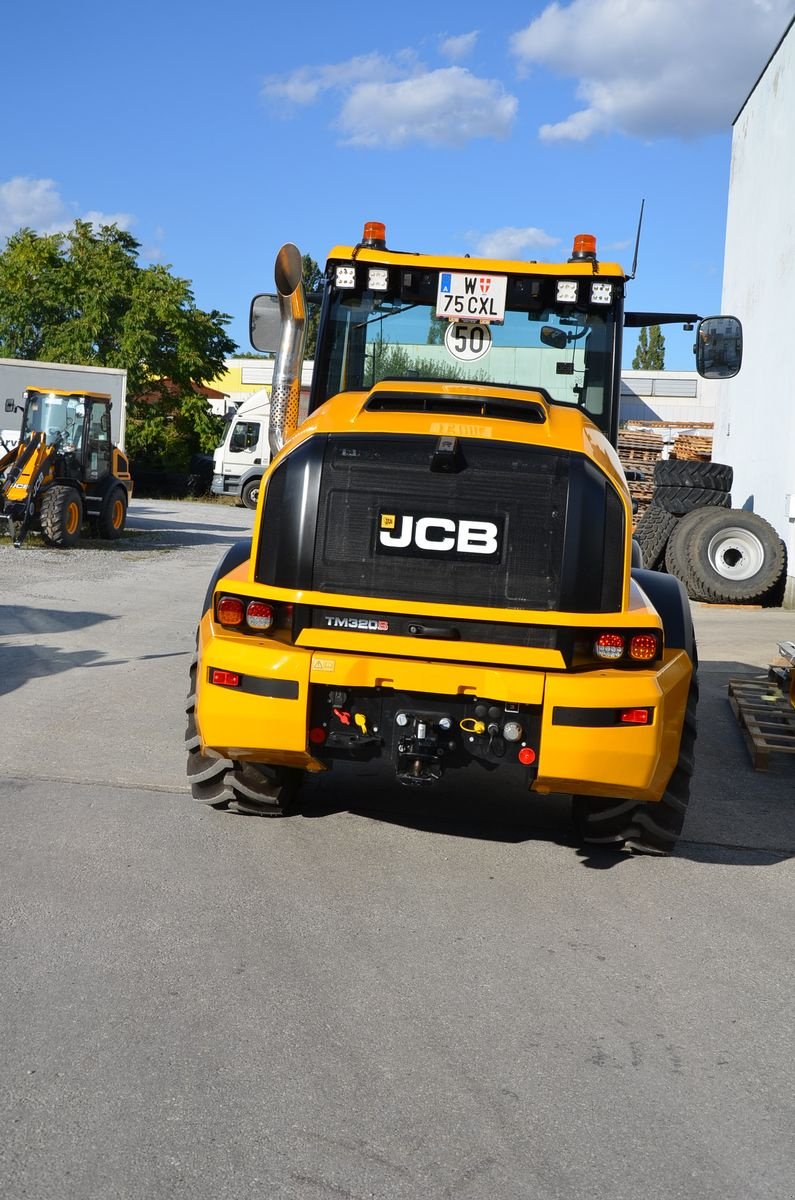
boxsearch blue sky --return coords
[3,0,793,368]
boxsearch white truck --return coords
[1,358,127,453]
[211,363,313,508]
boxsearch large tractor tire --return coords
[185,649,301,815]
[40,485,83,548]
[653,459,733,491]
[667,507,785,603]
[572,667,698,855]
[95,487,127,539]
[633,505,678,570]
[652,485,731,516]
[240,478,261,510]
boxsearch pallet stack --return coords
[671,432,712,461]
[617,429,664,523]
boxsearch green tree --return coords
[0,221,237,468]
[302,254,323,359]
[632,323,666,370]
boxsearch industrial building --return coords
[714,15,795,605]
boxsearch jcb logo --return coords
[377,512,501,560]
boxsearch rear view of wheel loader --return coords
[0,387,132,547]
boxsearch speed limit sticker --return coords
[444,321,492,362]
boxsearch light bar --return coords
[591,282,613,305]
[556,281,578,303]
[335,265,356,289]
[367,268,389,291]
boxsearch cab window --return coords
[229,421,260,452]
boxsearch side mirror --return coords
[540,325,567,350]
[695,315,742,380]
[249,293,281,353]
[4,398,14,413]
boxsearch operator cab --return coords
[21,389,113,481]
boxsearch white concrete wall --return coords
[714,21,795,602]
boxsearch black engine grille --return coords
[255,433,624,613]
[316,436,568,609]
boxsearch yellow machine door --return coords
[86,402,112,481]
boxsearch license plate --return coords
[436,271,507,323]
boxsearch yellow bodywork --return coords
[195,381,692,804]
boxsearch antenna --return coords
[628,198,645,280]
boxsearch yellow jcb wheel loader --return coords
[187,221,743,855]
[0,388,132,548]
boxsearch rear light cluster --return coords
[215,594,288,634]
[593,630,661,663]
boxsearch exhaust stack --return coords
[269,242,307,458]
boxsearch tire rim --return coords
[248,486,259,504]
[112,498,124,528]
[66,502,80,535]
[706,526,765,581]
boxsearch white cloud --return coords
[511,0,795,141]
[340,67,517,148]
[439,31,479,62]
[469,225,560,259]
[0,176,134,239]
[264,52,517,148]
[263,51,418,107]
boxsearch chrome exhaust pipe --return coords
[269,242,307,458]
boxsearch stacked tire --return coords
[634,459,785,605]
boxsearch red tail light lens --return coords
[217,596,244,626]
[594,633,625,660]
[246,600,275,630]
[211,669,240,687]
[620,708,651,725]
[629,634,659,661]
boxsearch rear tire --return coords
[185,647,301,815]
[573,666,698,855]
[40,485,83,547]
[96,487,127,539]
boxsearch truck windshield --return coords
[21,392,86,447]
[314,272,619,431]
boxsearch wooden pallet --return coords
[727,675,795,770]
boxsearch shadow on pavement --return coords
[0,604,116,638]
[0,644,128,697]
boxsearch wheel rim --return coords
[112,498,124,528]
[65,501,80,535]
[248,486,259,504]
[706,526,765,581]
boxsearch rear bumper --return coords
[195,612,692,802]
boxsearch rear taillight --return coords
[215,592,286,634]
[594,633,625,660]
[593,630,661,664]
[217,596,245,626]
[246,600,275,630]
[211,669,240,687]
[629,634,659,661]
[620,708,651,725]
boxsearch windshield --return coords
[22,392,86,448]
[313,268,620,433]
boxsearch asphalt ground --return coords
[1,500,794,1200]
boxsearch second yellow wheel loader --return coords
[0,387,132,548]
